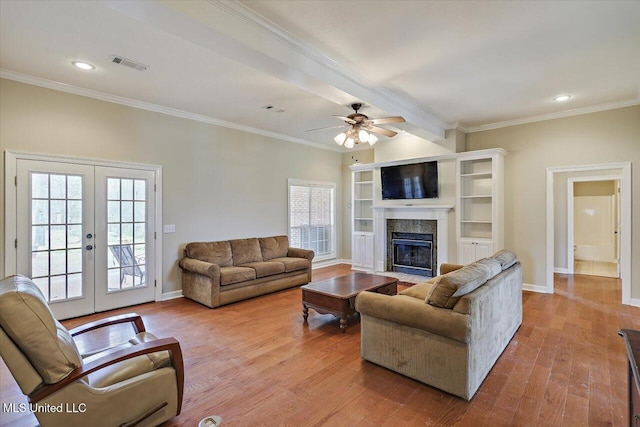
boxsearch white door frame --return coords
[4,151,164,303]
[546,162,631,304]
[567,175,621,275]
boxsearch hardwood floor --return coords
[1,265,638,426]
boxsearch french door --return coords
[16,159,156,319]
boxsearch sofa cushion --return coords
[427,262,491,309]
[491,250,517,270]
[230,238,263,265]
[270,257,309,273]
[259,236,289,260]
[239,261,285,278]
[185,241,233,267]
[399,278,438,300]
[220,266,256,286]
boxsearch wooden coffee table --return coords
[301,272,398,333]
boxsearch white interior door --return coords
[17,160,95,319]
[16,160,156,319]
[94,167,155,312]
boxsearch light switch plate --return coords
[163,224,176,233]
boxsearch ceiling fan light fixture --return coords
[344,138,355,149]
[358,129,369,142]
[367,134,378,145]
[334,132,347,145]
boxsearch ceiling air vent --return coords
[109,55,148,72]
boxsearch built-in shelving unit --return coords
[352,168,374,269]
[456,151,505,264]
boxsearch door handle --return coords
[86,245,93,251]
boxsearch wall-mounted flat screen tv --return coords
[381,161,439,200]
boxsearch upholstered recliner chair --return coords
[0,275,184,427]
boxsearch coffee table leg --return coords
[339,315,347,333]
[303,304,309,322]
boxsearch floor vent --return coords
[109,55,148,72]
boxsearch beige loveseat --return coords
[355,250,522,400]
[179,235,314,308]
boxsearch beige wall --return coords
[467,105,640,298]
[0,79,344,294]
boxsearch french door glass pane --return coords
[30,173,84,302]
[107,178,147,292]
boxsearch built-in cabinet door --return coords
[458,239,493,264]
[475,242,493,260]
[352,233,374,270]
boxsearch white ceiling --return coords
[1,0,638,151]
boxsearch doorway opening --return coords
[546,162,631,305]
[568,177,620,278]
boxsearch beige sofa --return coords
[179,235,314,308]
[355,250,522,400]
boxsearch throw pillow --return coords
[427,262,491,309]
[491,250,517,270]
[474,257,502,278]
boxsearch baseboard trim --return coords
[523,283,551,294]
[630,298,640,308]
[161,290,183,301]
[554,268,569,274]
[313,258,349,269]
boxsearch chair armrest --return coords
[29,337,184,414]
[69,313,146,337]
[440,263,465,275]
[178,258,220,278]
[287,247,315,261]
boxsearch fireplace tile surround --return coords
[373,205,453,275]
[387,220,437,275]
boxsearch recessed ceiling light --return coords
[72,61,95,71]
[553,94,572,102]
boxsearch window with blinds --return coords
[288,179,336,261]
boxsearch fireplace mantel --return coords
[372,205,453,274]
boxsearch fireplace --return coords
[374,205,452,275]
[391,232,434,276]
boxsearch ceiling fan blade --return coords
[332,115,358,124]
[368,126,398,137]
[370,116,406,125]
[305,124,349,132]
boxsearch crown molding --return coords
[466,98,640,133]
[0,69,341,153]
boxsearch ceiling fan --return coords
[308,103,406,148]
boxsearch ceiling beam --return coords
[104,0,448,141]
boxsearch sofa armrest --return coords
[440,263,465,275]
[287,247,315,262]
[355,292,470,343]
[178,258,220,278]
